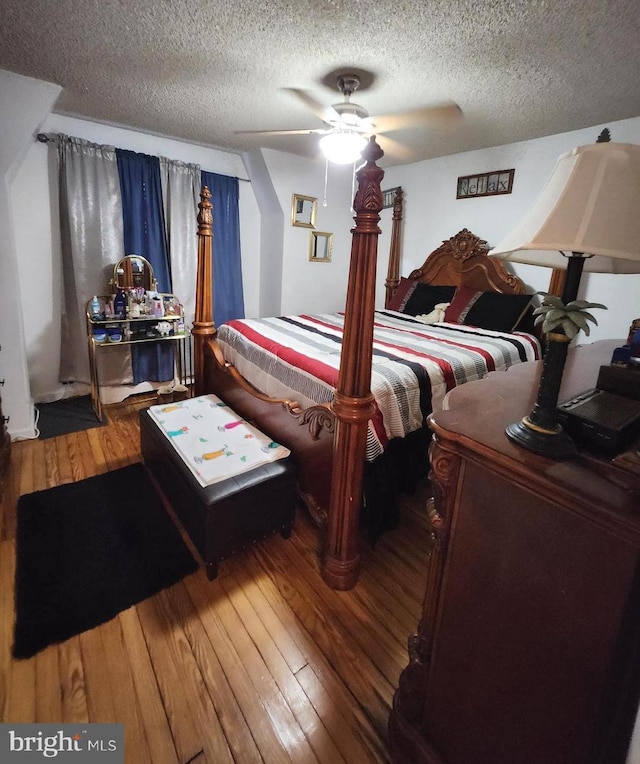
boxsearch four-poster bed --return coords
[192,137,540,589]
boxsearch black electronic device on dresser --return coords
[557,363,640,453]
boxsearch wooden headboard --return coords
[384,228,528,307]
[407,228,526,294]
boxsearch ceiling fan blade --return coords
[234,127,331,136]
[284,88,340,123]
[375,134,416,163]
[371,102,462,134]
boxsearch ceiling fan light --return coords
[319,132,367,164]
[340,113,361,127]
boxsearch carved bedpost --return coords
[322,137,385,590]
[547,268,566,297]
[384,187,404,308]
[192,186,216,397]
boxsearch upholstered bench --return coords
[139,399,297,580]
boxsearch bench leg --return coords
[205,560,219,581]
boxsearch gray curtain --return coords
[57,135,131,385]
[159,157,201,327]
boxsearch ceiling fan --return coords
[236,73,462,164]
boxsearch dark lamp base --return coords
[506,418,577,458]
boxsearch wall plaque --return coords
[457,169,515,199]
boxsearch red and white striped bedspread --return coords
[216,311,541,461]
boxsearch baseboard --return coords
[9,400,37,441]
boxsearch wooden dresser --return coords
[389,340,640,764]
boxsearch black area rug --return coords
[13,463,198,659]
[36,395,106,439]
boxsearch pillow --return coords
[387,277,418,312]
[403,283,457,316]
[444,286,534,333]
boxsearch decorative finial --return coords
[197,185,213,233]
[361,135,384,164]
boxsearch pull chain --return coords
[323,159,329,207]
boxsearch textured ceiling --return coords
[1,0,640,167]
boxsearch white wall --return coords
[261,149,355,314]
[384,116,640,344]
[0,70,61,439]
[241,149,283,317]
[258,148,398,315]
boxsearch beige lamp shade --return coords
[490,142,640,273]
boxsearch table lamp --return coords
[490,141,640,457]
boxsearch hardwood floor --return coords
[0,395,432,763]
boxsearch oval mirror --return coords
[111,255,156,292]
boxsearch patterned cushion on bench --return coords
[147,394,290,488]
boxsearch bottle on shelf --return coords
[90,295,102,319]
[151,293,164,317]
[113,288,127,319]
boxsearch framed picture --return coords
[291,194,317,228]
[382,186,402,209]
[309,231,333,262]
[456,169,515,199]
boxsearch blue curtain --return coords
[116,149,174,383]
[201,171,245,326]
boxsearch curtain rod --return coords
[35,132,251,182]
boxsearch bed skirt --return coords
[362,427,432,544]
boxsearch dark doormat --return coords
[36,395,106,439]
[12,463,199,659]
